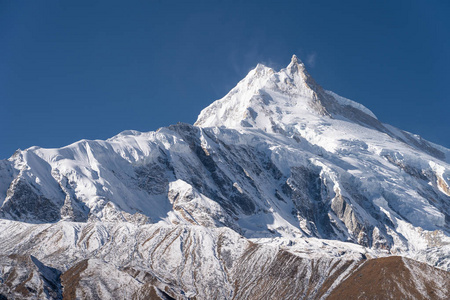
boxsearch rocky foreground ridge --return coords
[0,56,449,299]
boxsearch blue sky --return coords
[1,0,449,158]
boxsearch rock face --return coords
[0,55,449,299]
[327,256,450,300]
[0,255,62,299]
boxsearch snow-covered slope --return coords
[0,55,449,299]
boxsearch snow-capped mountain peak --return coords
[193,57,450,170]
[195,55,385,141]
[1,55,450,299]
[289,53,301,64]
[195,55,317,129]
[285,54,307,76]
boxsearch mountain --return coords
[0,55,449,299]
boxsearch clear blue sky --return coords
[1,0,449,158]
